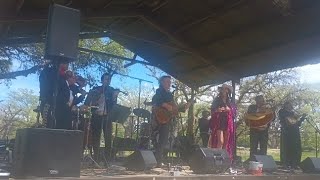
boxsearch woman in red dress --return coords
[209,84,236,160]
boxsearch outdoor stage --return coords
[18,166,320,180]
[28,173,320,180]
[76,174,320,180]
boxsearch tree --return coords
[0,44,44,82]
[0,89,39,139]
[235,69,320,150]
[0,38,133,87]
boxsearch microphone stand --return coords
[51,61,61,129]
[305,118,320,157]
[112,72,153,145]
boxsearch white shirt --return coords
[95,93,107,115]
[66,80,74,107]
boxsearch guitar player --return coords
[151,75,193,167]
[279,101,306,169]
[151,75,175,167]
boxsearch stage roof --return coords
[1,0,320,87]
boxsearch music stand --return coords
[110,105,131,161]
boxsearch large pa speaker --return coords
[300,157,320,173]
[13,128,83,178]
[45,4,80,62]
[251,155,277,172]
[189,148,231,174]
[125,150,157,171]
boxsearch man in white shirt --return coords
[84,73,119,161]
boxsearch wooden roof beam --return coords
[203,2,320,65]
[0,8,142,23]
[79,47,153,67]
[0,32,111,45]
[200,1,320,49]
[173,0,248,34]
[139,15,235,79]
[82,23,192,53]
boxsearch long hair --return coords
[217,87,232,104]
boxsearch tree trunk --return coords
[186,88,195,142]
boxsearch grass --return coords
[236,148,318,161]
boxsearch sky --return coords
[298,64,320,84]
[1,59,320,101]
[0,58,160,101]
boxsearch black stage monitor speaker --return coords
[189,148,231,174]
[125,150,157,171]
[300,157,320,173]
[45,4,80,62]
[13,128,83,178]
[252,155,277,172]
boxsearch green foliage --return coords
[0,89,39,139]
[0,38,132,86]
[75,38,133,87]
[235,69,320,150]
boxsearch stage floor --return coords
[17,166,320,180]
[25,174,320,180]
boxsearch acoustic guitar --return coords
[245,107,275,129]
[153,100,194,125]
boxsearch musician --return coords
[198,110,210,147]
[70,75,87,130]
[279,101,306,169]
[247,95,273,158]
[55,70,77,130]
[151,75,174,167]
[84,73,119,161]
[70,75,87,106]
[209,84,236,159]
[39,62,68,128]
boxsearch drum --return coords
[109,104,131,124]
[245,110,275,128]
[133,108,151,119]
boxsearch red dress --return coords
[209,97,236,160]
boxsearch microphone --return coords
[114,88,128,96]
[120,91,129,96]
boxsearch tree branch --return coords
[0,65,42,80]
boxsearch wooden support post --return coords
[232,79,238,160]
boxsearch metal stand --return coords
[99,88,113,166]
[305,118,320,158]
[231,80,237,163]
[82,114,101,168]
[112,72,152,146]
[51,61,60,129]
[113,119,120,161]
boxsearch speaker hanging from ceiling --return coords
[45,4,80,62]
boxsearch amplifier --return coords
[13,128,83,178]
[189,148,231,174]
